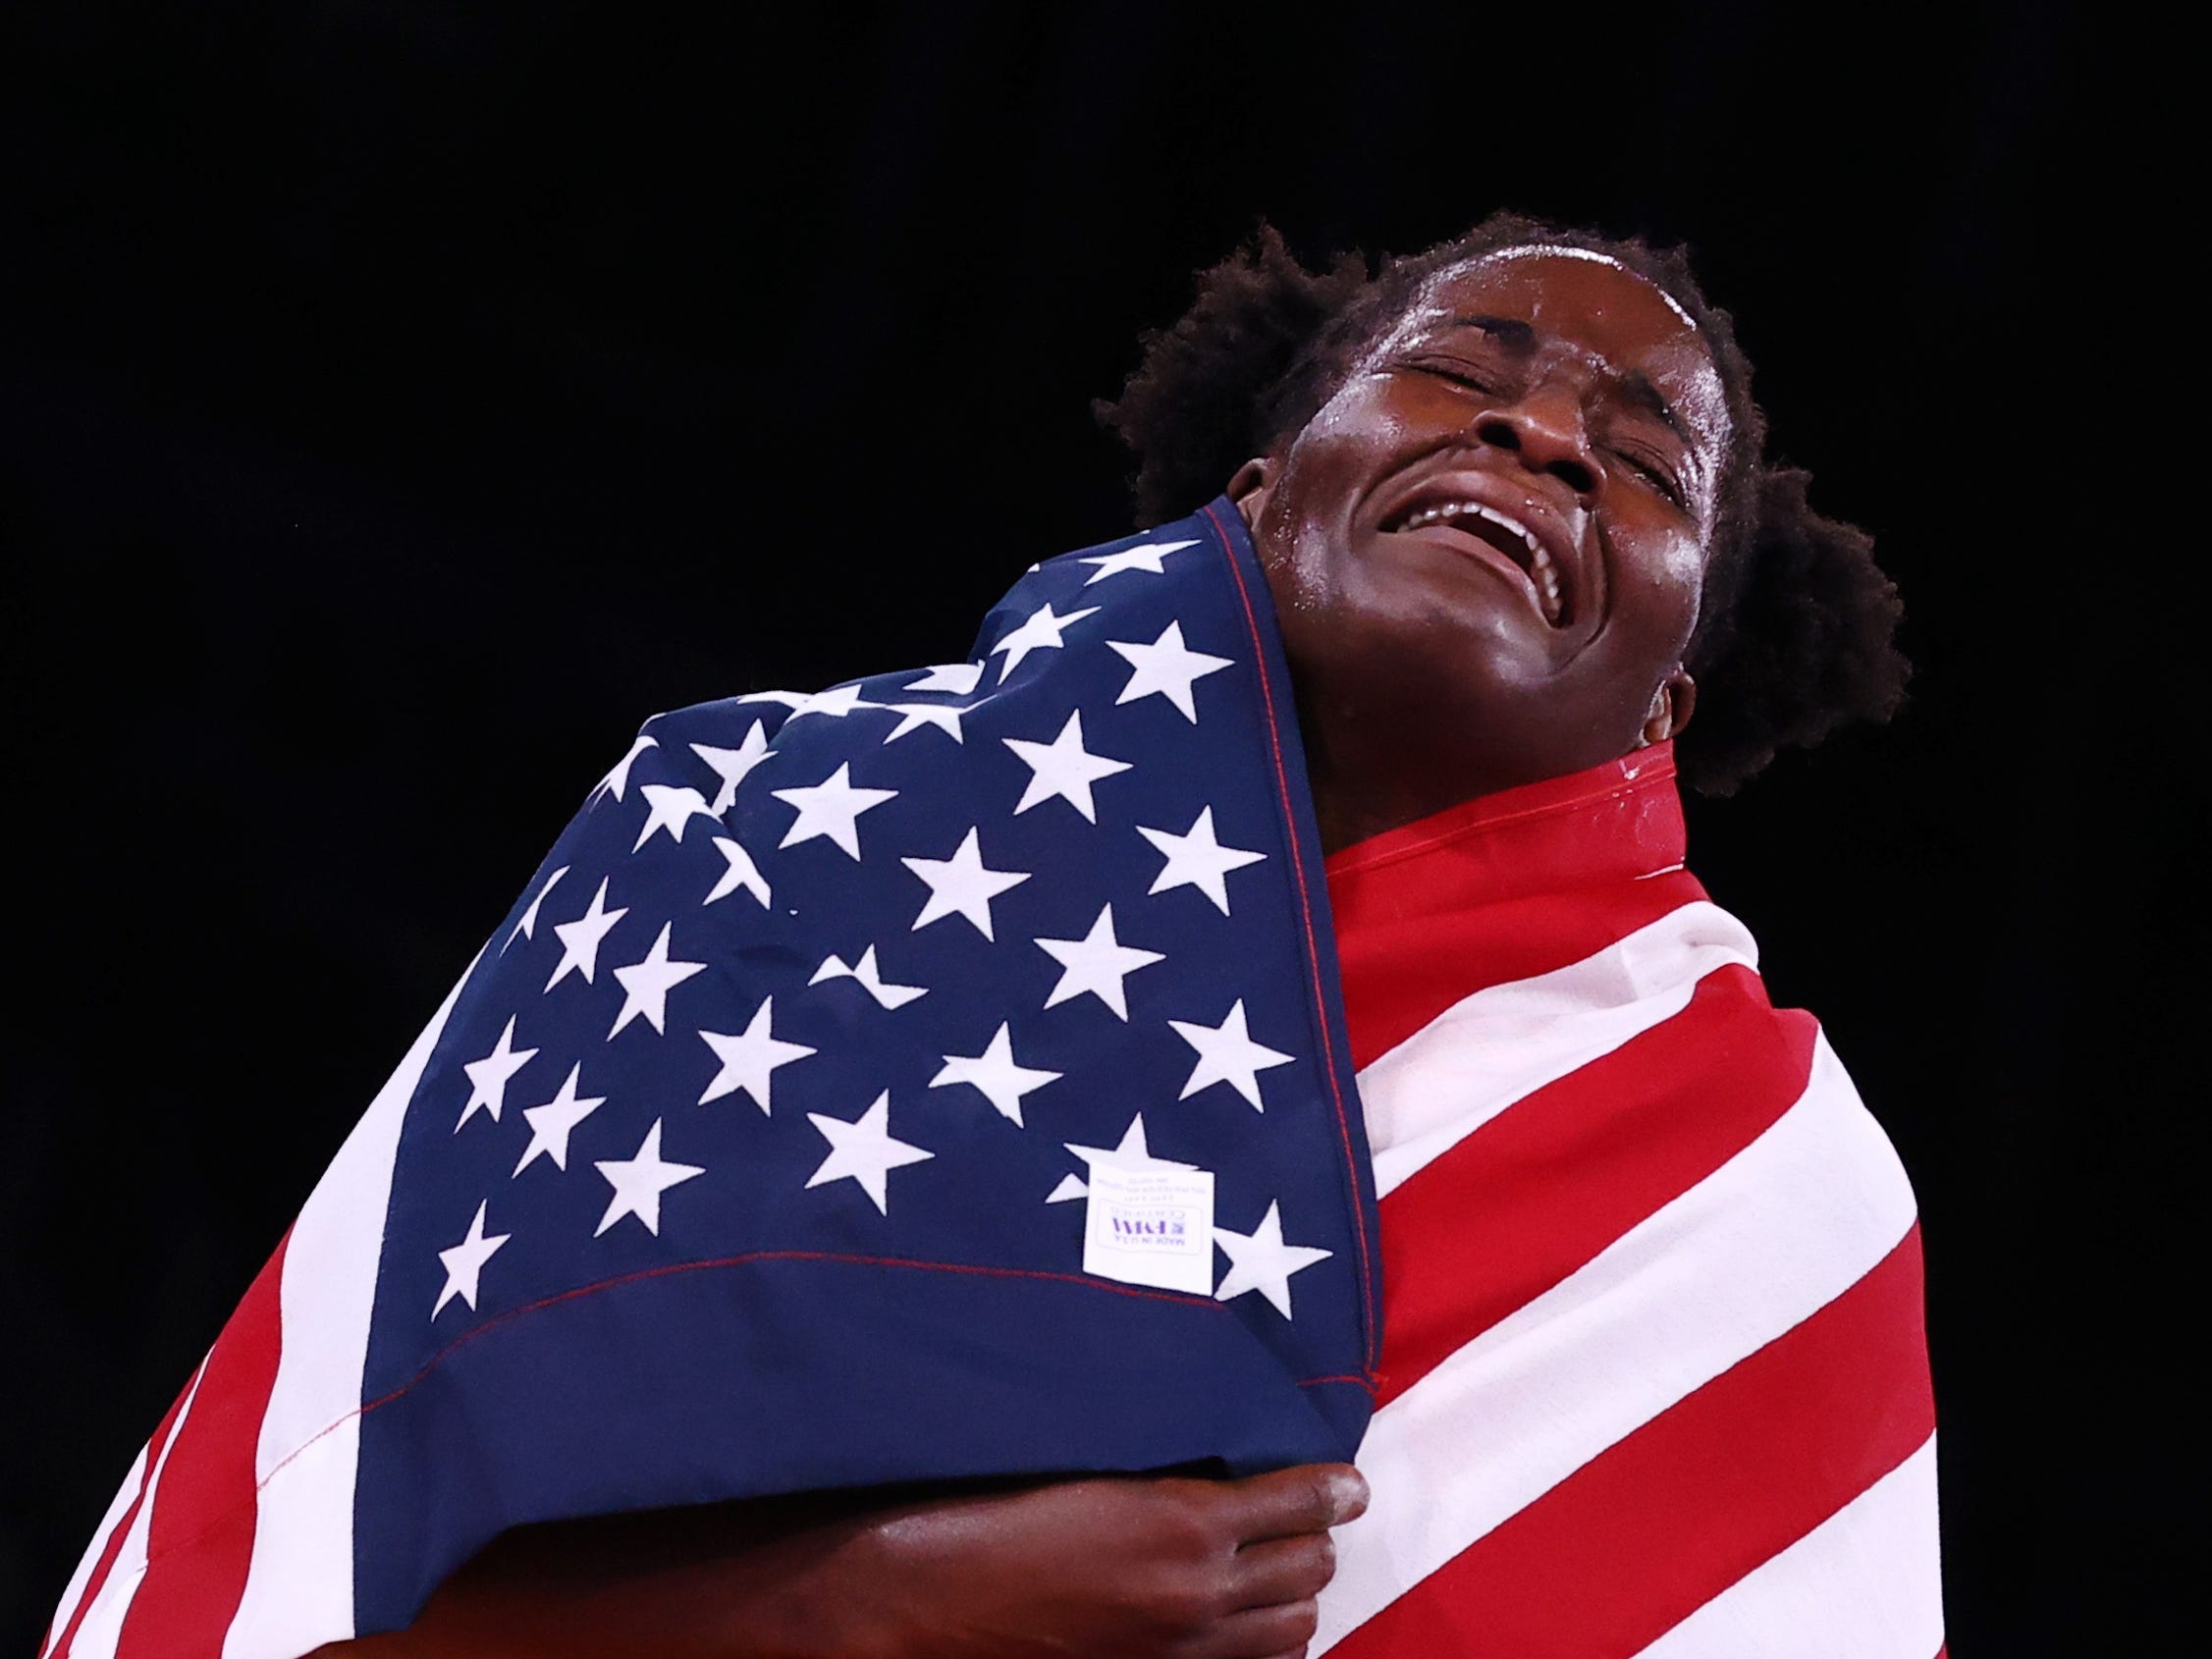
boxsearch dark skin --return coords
[312,1467,1363,1659]
[314,251,1726,1658]
[1233,248,1728,852]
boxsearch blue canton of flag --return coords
[351,499,1381,1627]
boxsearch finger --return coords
[1178,1597,1321,1658]
[1229,1532,1336,1610]
[1218,1463,1369,1542]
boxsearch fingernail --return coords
[1329,1469,1371,1520]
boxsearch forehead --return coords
[1384,248,1729,448]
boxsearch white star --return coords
[1138,807,1268,915]
[633,782,719,853]
[506,864,568,949]
[879,703,967,745]
[794,683,877,721]
[698,996,816,1113]
[771,763,899,860]
[1213,1201,1333,1318]
[930,1023,1062,1126]
[742,683,879,722]
[904,662,985,696]
[1106,621,1234,722]
[704,836,772,908]
[804,1092,934,1214]
[433,1201,511,1318]
[690,723,774,814]
[1079,536,1200,584]
[1048,1112,1196,1203]
[546,878,629,992]
[1036,905,1164,1020]
[902,828,1031,939]
[592,734,658,802]
[459,1016,538,1131]
[592,1118,704,1236]
[808,945,928,1009]
[1168,999,1295,1111]
[1002,712,1132,823]
[608,922,708,1038]
[990,601,1099,681]
[513,1062,608,1175]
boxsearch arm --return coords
[313,1464,1368,1659]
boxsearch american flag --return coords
[42,501,1384,1657]
[1310,750,1944,1654]
[45,498,1943,1659]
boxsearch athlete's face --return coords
[1235,248,1730,847]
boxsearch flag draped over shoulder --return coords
[46,500,1384,1658]
[1309,754,1944,1655]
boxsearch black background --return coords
[3,2,2171,1652]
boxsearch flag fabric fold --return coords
[46,500,1383,1656]
[1310,753,1943,1654]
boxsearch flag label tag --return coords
[1083,1163,1216,1294]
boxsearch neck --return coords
[1290,672,1639,855]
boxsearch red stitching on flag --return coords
[1202,500,1379,1376]
[236,1248,1253,1508]
[106,1248,1316,1590]
[363,1250,1223,1416]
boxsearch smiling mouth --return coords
[1379,499,1572,627]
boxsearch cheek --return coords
[1294,374,1415,451]
[1624,527,1709,646]
[1261,388,1394,603]
[1279,389,1399,522]
[1276,379,1427,520]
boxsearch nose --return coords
[1473,381,1598,499]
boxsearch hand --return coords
[854,1462,1371,1659]
[310,1463,1368,1659]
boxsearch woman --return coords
[49,212,1933,1658]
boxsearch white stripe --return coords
[1633,1434,1943,1658]
[66,1362,207,1659]
[1315,1035,1917,1651]
[41,1443,148,1656]
[221,956,480,1659]
[1358,900,1756,1198]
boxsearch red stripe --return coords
[1334,1226,1936,1658]
[1334,874,1707,1071]
[1375,967,1815,1406]
[45,1378,195,1658]
[115,1236,289,1659]
[1322,745,1684,911]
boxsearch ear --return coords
[1645,669,1698,746]
[1226,456,1274,528]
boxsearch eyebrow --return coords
[1445,313,1691,444]
[1618,370,1690,443]
[1449,313,1536,350]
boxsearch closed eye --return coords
[1406,355,1689,508]
[1404,358,1508,397]
[1615,449,1685,507]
